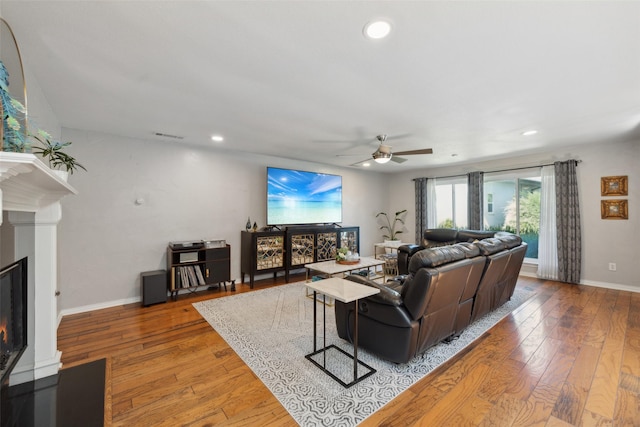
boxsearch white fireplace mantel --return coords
[0,152,77,384]
[0,152,77,212]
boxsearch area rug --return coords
[193,282,532,426]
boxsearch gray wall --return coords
[56,128,389,313]
[389,139,640,292]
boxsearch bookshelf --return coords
[167,243,231,300]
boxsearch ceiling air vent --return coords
[154,132,184,140]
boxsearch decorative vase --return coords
[52,169,69,182]
[252,222,258,232]
[245,217,251,231]
[384,239,401,254]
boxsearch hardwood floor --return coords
[57,275,640,426]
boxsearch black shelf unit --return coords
[167,243,231,299]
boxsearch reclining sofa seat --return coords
[335,245,481,364]
[473,234,527,320]
[397,229,496,275]
[335,233,527,364]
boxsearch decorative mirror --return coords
[0,17,28,151]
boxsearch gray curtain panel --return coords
[467,171,484,229]
[554,160,581,284]
[414,178,428,243]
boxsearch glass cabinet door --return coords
[256,236,284,270]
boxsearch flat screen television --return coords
[267,167,342,226]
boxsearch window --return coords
[483,169,541,259]
[435,177,468,229]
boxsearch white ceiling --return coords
[3,1,640,172]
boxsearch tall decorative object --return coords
[245,217,251,231]
[0,18,28,152]
[252,222,258,232]
[0,60,26,152]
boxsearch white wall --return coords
[57,128,390,313]
[388,139,640,292]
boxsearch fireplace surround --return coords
[0,257,27,385]
[0,153,77,385]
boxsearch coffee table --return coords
[304,257,385,304]
[305,277,380,387]
[304,256,385,281]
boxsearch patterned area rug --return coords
[193,282,532,426]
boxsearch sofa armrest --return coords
[398,244,422,256]
[345,275,403,306]
[398,244,423,275]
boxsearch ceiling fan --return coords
[342,134,433,165]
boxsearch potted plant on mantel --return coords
[376,209,408,250]
[30,129,86,180]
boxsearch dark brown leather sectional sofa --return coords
[334,231,527,364]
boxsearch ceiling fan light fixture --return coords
[364,20,391,39]
[373,151,392,164]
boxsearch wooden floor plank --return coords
[57,274,638,426]
[551,343,601,425]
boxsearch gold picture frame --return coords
[601,175,628,196]
[601,199,628,220]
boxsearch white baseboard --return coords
[518,271,639,293]
[578,279,640,293]
[56,276,245,325]
[58,296,140,326]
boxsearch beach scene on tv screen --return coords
[267,168,342,225]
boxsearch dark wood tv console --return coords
[240,225,359,288]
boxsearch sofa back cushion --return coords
[422,228,459,247]
[408,245,466,274]
[474,237,506,255]
[494,232,523,249]
[456,229,496,243]
[452,242,481,258]
[402,258,471,322]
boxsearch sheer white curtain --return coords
[537,165,558,279]
[427,178,437,228]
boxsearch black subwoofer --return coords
[141,270,167,306]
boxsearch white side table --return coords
[374,241,404,276]
[305,277,380,387]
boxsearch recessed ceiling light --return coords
[364,20,391,39]
[521,130,538,136]
[362,162,371,167]
[211,135,224,142]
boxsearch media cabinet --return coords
[240,226,359,288]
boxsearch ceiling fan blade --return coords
[393,148,433,156]
[350,158,373,167]
[314,137,370,144]
[390,156,408,164]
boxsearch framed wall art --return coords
[601,199,628,220]
[601,175,628,196]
